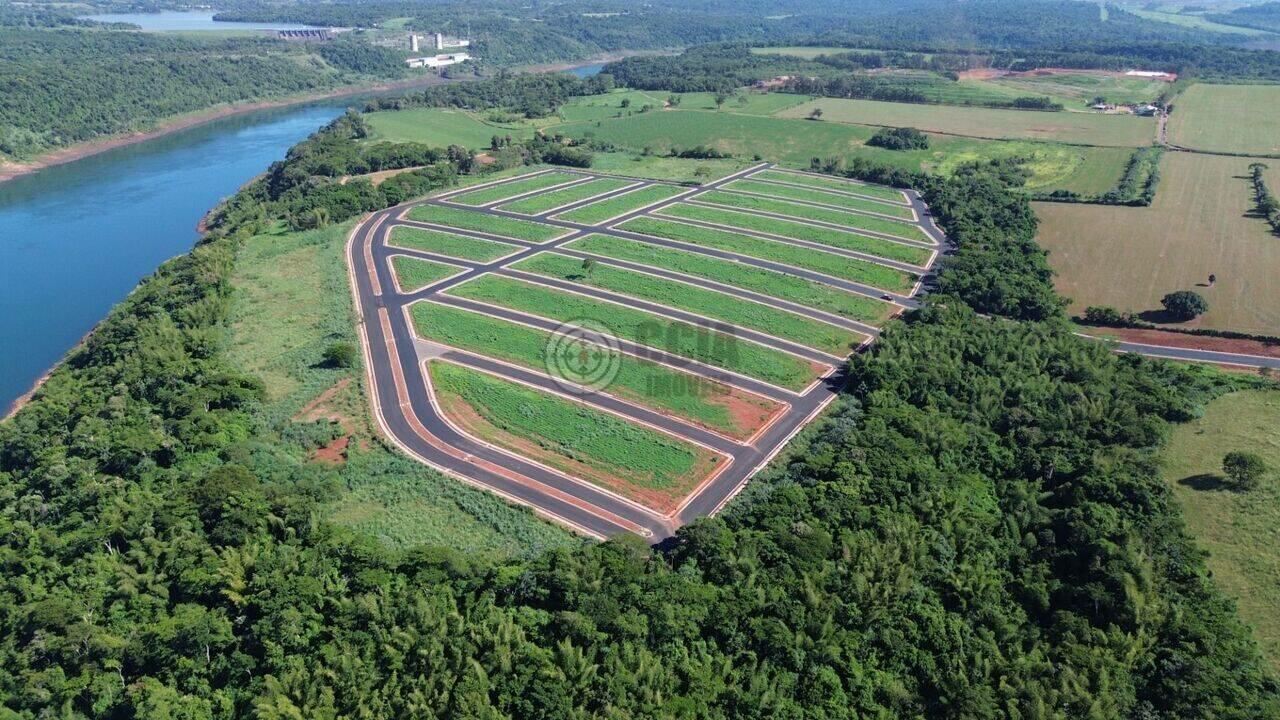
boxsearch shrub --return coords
[1084,306,1125,326]
[322,342,359,368]
[1161,290,1209,321]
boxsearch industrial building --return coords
[405,52,472,69]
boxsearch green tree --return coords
[322,341,358,368]
[1223,451,1267,491]
[1161,290,1209,321]
[808,107,824,120]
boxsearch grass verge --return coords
[514,252,867,354]
[754,169,908,203]
[554,184,688,224]
[388,226,519,262]
[446,274,818,390]
[724,178,913,218]
[391,255,463,292]
[406,205,569,243]
[410,302,782,439]
[670,196,932,249]
[622,215,917,292]
[449,172,579,206]
[499,177,634,215]
[428,360,719,513]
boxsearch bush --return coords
[1084,305,1125,325]
[1223,451,1267,491]
[866,126,930,151]
[1161,290,1209,321]
[322,341,358,368]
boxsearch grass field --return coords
[406,204,569,243]
[621,216,915,292]
[584,152,751,182]
[409,302,779,439]
[365,107,534,148]
[448,172,579,206]
[552,90,671,123]
[446,275,817,390]
[514,252,867,354]
[753,169,908,203]
[749,46,859,58]
[1167,84,1280,155]
[566,234,894,323]
[391,255,462,292]
[1128,7,1274,36]
[977,71,1170,107]
[778,97,1157,146]
[226,221,573,555]
[554,184,688,224]
[689,190,930,245]
[724,178,912,216]
[1161,389,1280,672]
[428,360,717,512]
[388,226,518,262]
[558,111,1133,194]
[498,177,634,215]
[671,91,814,116]
[651,203,930,266]
[1034,152,1280,336]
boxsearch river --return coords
[0,103,349,414]
[81,11,319,32]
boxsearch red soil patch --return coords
[313,435,351,464]
[436,390,718,514]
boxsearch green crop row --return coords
[620,216,916,292]
[565,234,893,324]
[723,178,914,219]
[663,198,933,251]
[391,256,462,292]
[428,361,708,492]
[406,205,568,243]
[753,169,908,204]
[514,252,864,355]
[500,178,635,215]
[448,171,579,206]
[410,302,776,438]
[554,184,688,224]
[447,274,816,390]
[389,226,519,262]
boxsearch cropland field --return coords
[1167,84,1280,155]
[388,226,519,262]
[554,184,688,224]
[498,177,634,215]
[778,97,1157,146]
[391,255,463,292]
[557,110,1134,194]
[753,169,908,203]
[566,234,893,322]
[1034,152,1280,336]
[687,190,928,244]
[445,274,818,389]
[620,216,916,292]
[409,302,781,439]
[1162,389,1280,673]
[512,252,868,354]
[977,70,1170,106]
[448,172,580,206]
[427,361,719,513]
[406,204,570,243]
[723,178,913,216]
[365,107,534,148]
[649,203,931,264]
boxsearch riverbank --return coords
[0,74,458,185]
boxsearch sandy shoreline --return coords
[0,74,457,185]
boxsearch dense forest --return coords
[0,28,405,160]
[2,67,1279,715]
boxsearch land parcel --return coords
[1167,84,1280,156]
[1033,152,1280,336]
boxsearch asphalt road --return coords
[349,162,1269,543]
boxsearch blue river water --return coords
[0,103,348,413]
[82,11,318,31]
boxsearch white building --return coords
[409,34,420,52]
[406,52,472,69]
